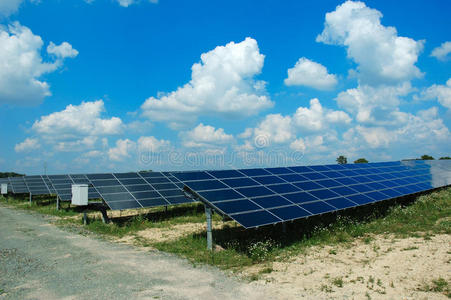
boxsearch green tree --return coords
[439,156,451,160]
[336,155,347,164]
[0,172,24,178]
[420,155,434,160]
[354,158,369,164]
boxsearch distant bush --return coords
[0,172,24,178]
[354,158,369,164]
[420,155,434,160]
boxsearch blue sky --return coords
[0,0,450,175]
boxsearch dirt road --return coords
[0,205,272,300]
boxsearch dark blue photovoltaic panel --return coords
[283,192,318,204]
[171,171,213,181]
[300,201,335,215]
[214,200,260,214]
[178,160,451,228]
[325,197,357,209]
[208,170,243,179]
[269,205,311,221]
[236,186,275,198]
[231,210,281,228]
[293,181,323,191]
[8,177,29,194]
[23,176,52,195]
[184,180,227,191]
[85,172,194,210]
[317,179,342,188]
[279,173,309,182]
[222,177,259,188]
[199,189,243,202]
[253,176,284,185]
[265,167,294,175]
[239,168,271,176]
[309,189,340,200]
[267,183,300,194]
[251,195,293,209]
[347,194,374,205]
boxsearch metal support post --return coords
[56,196,60,211]
[29,193,32,204]
[100,207,110,224]
[205,206,213,251]
[83,210,88,225]
[165,206,168,213]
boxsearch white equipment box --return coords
[1,183,7,195]
[71,184,88,206]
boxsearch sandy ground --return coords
[0,204,274,300]
[247,234,451,299]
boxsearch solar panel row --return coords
[23,175,52,195]
[176,160,451,228]
[47,174,101,201]
[8,177,29,194]
[3,160,450,229]
[86,172,194,210]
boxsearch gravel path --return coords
[0,205,272,299]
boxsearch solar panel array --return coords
[176,160,451,228]
[86,172,194,210]
[46,174,101,201]
[8,177,29,194]
[3,160,450,224]
[23,175,53,195]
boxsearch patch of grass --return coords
[4,195,78,217]
[401,246,419,251]
[419,277,450,297]
[259,267,273,274]
[332,276,344,287]
[320,284,333,293]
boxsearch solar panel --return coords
[86,172,194,210]
[46,174,101,201]
[23,175,52,195]
[8,177,29,194]
[175,160,451,228]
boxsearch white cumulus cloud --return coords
[116,0,158,7]
[15,137,40,152]
[431,41,451,61]
[285,57,338,90]
[316,1,424,85]
[182,123,234,148]
[0,22,78,105]
[293,98,351,132]
[28,100,123,153]
[239,98,350,150]
[32,100,123,138]
[137,136,170,152]
[419,78,451,109]
[47,42,79,59]
[0,0,23,17]
[141,37,273,128]
[108,139,136,161]
[335,83,412,125]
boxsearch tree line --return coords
[336,155,451,164]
